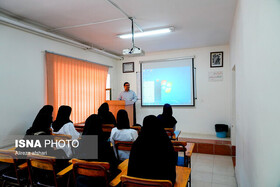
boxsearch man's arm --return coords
[132,91,137,102]
[118,92,122,100]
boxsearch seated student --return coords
[157,103,177,130]
[19,107,68,168]
[98,102,116,140]
[98,102,116,125]
[75,114,119,186]
[52,105,80,139]
[17,105,62,161]
[52,105,80,157]
[110,110,138,161]
[127,115,177,184]
[25,105,53,135]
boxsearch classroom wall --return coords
[229,0,280,186]
[116,45,231,136]
[0,24,119,147]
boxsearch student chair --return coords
[27,154,68,187]
[72,159,110,187]
[121,175,172,187]
[74,122,85,133]
[102,124,115,133]
[0,149,28,186]
[114,141,134,161]
[130,126,141,134]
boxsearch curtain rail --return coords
[45,51,113,68]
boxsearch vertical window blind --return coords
[46,52,108,123]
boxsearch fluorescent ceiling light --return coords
[118,27,174,39]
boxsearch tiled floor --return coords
[191,153,237,187]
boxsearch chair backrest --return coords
[74,122,85,132]
[0,149,22,185]
[114,141,134,161]
[130,126,141,134]
[72,159,110,187]
[27,154,58,187]
[121,175,172,187]
[0,149,16,164]
[102,124,115,133]
[171,141,187,166]
[164,128,175,140]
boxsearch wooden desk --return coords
[118,159,128,171]
[175,166,191,187]
[110,159,191,187]
[57,164,73,176]
[185,142,195,187]
[18,162,28,170]
[185,143,195,168]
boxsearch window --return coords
[106,74,111,100]
[46,52,109,123]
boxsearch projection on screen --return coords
[141,58,194,106]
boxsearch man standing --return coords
[118,82,137,103]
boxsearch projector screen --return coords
[141,57,195,106]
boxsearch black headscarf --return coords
[98,103,116,125]
[82,114,104,138]
[116,110,130,130]
[163,104,173,116]
[77,114,119,179]
[26,105,53,135]
[52,105,72,132]
[128,115,177,184]
[98,103,109,116]
[157,103,177,129]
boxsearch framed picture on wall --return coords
[210,52,223,68]
[123,62,134,73]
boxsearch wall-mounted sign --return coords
[208,71,223,81]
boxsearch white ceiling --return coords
[0,0,237,56]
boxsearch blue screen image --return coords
[142,66,192,105]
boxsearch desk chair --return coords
[114,141,134,161]
[74,122,85,133]
[72,159,110,187]
[121,175,172,187]
[130,126,141,134]
[102,124,115,133]
[27,154,68,187]
[0,150,28,186]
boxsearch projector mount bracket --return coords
[128,17,141,54]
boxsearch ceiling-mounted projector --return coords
[122,17,145,57]
[123,47,145,56]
